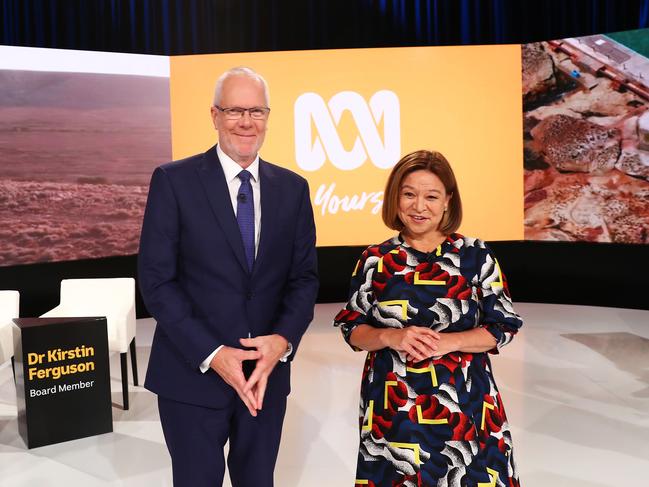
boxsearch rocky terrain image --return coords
[0,70,171,266]
[523,34,649,243]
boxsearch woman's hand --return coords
[425,332,461,357]
[403,331,460,362]
[351,323,499,361]
[404,328,496,361]
[381,327,440,362]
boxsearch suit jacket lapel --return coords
[196,146,249,274]
[255,160,279,274]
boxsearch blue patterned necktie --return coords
[236,169,255,272]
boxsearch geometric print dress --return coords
[334,234,523,487]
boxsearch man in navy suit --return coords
[138,67,319,487]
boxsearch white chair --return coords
[41,278,138,410]
[0,290,20,380]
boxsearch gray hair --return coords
[212,66,270,107]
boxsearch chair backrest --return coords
[54,278,136,353]
[0,290,20,363]
[59,278,134,310]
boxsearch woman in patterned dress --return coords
[334,150,523,487]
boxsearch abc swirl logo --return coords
[294,90,401,171]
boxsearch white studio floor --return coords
[1,302,648,487]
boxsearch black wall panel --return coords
[2,241,647,319]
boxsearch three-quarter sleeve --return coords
[476,246,523,353]
[333,247,377,350]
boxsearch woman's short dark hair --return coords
[382,150,463,234]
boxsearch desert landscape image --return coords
[523,30,649,243]
[0,70,171,266]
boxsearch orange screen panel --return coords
[170,45,523,246]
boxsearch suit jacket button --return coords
[246,292,253,300]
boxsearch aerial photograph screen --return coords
[0,48,171,266]
[523,28,649,243]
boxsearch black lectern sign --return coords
[13,317,113,448]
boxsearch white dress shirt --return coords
[199,145,291,373]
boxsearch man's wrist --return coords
[200,345,224,373]
[279,339,292,362]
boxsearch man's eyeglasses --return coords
[214,106,271,120]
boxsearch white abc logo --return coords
[294,90,400,171]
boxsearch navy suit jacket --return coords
[138,145,319,409]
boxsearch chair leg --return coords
[120,352,129,410]
[11,356,16,383]
[129,338,139,386]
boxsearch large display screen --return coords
[169,45,524,246]
[0,46,171,266]
[1,28,647,267]
[523,30,649,243]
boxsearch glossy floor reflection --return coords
[1,302,648,486]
